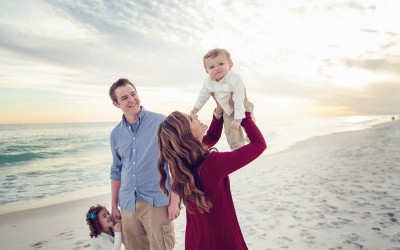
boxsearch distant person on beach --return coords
[191,48,255,150]
[157,100,266,249]
[109,79,178,250]
[86,205,122,250]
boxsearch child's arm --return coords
[193,81,212,114]
[113,222,122,250]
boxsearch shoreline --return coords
[0,185,111,215]
[0,119,395,213]
[0,115,392,208]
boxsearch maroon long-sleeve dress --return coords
[185,112,267,250]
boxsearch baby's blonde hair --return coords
[203,48,233,69]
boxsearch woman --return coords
[86,205,122,250]
[157,104,266,250]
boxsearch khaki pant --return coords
[223,100,255,150]
[121,203,175,250]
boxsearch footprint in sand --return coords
[391,232,400,243]
[74,239,91,249]
[375,212,398,228]
[342,233,364,249]
[342,232,361,241]
[258,233,267,240]
[247,228,256,236]
[328,246,345,250]
[371,227,381,234]
[58,230,75,240]
[267,220,281,230]
[329,217,352,228]
[387,212,398,223]
[246,215,254,221]
[275,206,287,212]
[275,236,293,247]
[361,211,372,219]
[337,217,353,225]
[314,221,329,229]
[300,229,316,245]
[343,240,363,249]
[30,241,48,248]
[256,204,268,212]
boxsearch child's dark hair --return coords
[86,204,106,238]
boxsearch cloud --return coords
[346,1,366,10]
[345,1,376,11]
[381,41,397,49]
[361,29,378,33]
[252,78,400,116]
[386,31,398,37]
[344,56,400,76]
[314,81,400,115]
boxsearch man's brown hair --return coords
[109,78,136,103]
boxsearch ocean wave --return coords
[0,152,46,166]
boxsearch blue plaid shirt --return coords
[110,107,171,211]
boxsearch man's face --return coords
[112,84,141,117]
[204,53,232,82]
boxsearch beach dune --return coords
[1,120,399,249]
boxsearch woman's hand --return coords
[168,192,181,221]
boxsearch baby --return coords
[191,48,254,150]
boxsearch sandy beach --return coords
[1,120,399,250]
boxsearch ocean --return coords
[0,115,393,207]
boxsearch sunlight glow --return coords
[326,66,391,89]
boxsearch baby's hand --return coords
[230,119,241,130]
[113,222,121,232]
[190,108,199,116]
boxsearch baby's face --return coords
[204,53,232,82]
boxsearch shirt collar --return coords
[122,106,146,126]
[210,69,233,83]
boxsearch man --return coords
[109,78,179,250]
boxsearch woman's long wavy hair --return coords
[157,111,212,213]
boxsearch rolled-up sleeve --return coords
[194,81,212,110]
[110,131,122,180]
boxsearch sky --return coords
[0,0,399,124]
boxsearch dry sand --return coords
[1,120,399,250]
